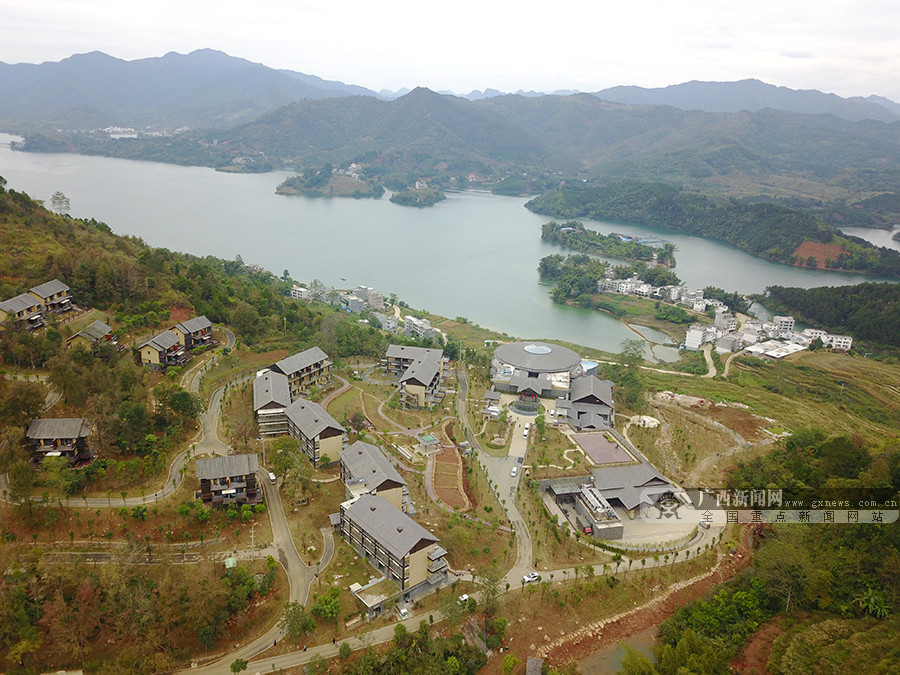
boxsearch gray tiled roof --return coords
[340,441,406,490]
[0,292,42,315]
[399,356,440,386]
[591,463,674,510]
[272,346,330,377]
[29,279,69,298]
[77,320,113,342]
[344,494,437,559]
[253,370,291,411]
[139,330,181,352]
[26,418,92,440]
[196,453,259,479]
[285,397,344,437]
[385,344,443,362]
[493,341,581,373]
[174,315,212,334]
[569,376,614,405]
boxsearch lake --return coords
[0,133,889,354]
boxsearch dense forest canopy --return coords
[526,181,900,277]
[762,282,900,348]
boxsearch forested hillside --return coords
[624,426,900,673]
[0,177,452,671]
[763,282,900,348]
[525,181,900,277]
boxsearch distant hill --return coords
[0,49,379,130]
[196,86,574,173]
[594,79,900,123]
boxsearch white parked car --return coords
[523,572,539,583]
[510,466,518,477]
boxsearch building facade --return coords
[339,494,447,595]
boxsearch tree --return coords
[349,410,368,432]
[270,436,311,501]
[339,642,352,659]
[439,590,467,627]
[278,601,316,643]
[502,653,521,675]
[50,191,70,215]
[478,565,503,615]
[230,658,248,673]
[311,587,341,627]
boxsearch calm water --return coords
[0,133,888,353]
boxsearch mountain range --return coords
[3,49,900,132]
[6,49,900,214]
[0,49,377,130]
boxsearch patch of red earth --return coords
[545,528,755,670]
[169,305,194,323]
[730,613,799,673]
[792,240,847,269]
[433,447,468,509]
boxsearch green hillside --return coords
[525,181,900,277]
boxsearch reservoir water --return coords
[0,133,890,353]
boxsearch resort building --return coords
[284,397,345,465]
[138,330,186,367]
[0,293,46,330]
[66,320,116,352]
[27,279,72,315]
[269,346,332,400]
[171,315,213,350]
[253,370,291,437]
[556,376,615,430]
[339,494,447,596]
[491,341,582,399]
[381,345,446,409]
[340,440,410,512]
[195,454,260,506]
[26,418,93,465]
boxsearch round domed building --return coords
[491,341,584,398]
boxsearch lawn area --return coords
[477,417,512,458]
[528,427,580,473]
[282,477,343,565]
[516,481,611,570]
[404,469,516,574]
[200,347,288,400]
[462,454,509,528]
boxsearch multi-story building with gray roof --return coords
[269,346,332,400]
[195,453,260,506]
[27,279,71,314]
[138,330,186,368]
[339,494,446,596]
[381,344,446,409]
[284,397,346,465]
[253,370,291,437]
[171,315,213,350]
[340,441,409,512]
[26,418,93,465]
[559,376,615,431]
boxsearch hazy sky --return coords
[4,0,900,100]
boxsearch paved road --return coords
[456,367,533,588]
[182,477,337,675]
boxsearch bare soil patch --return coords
[433,446,468,509]
[792,240,847,269]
